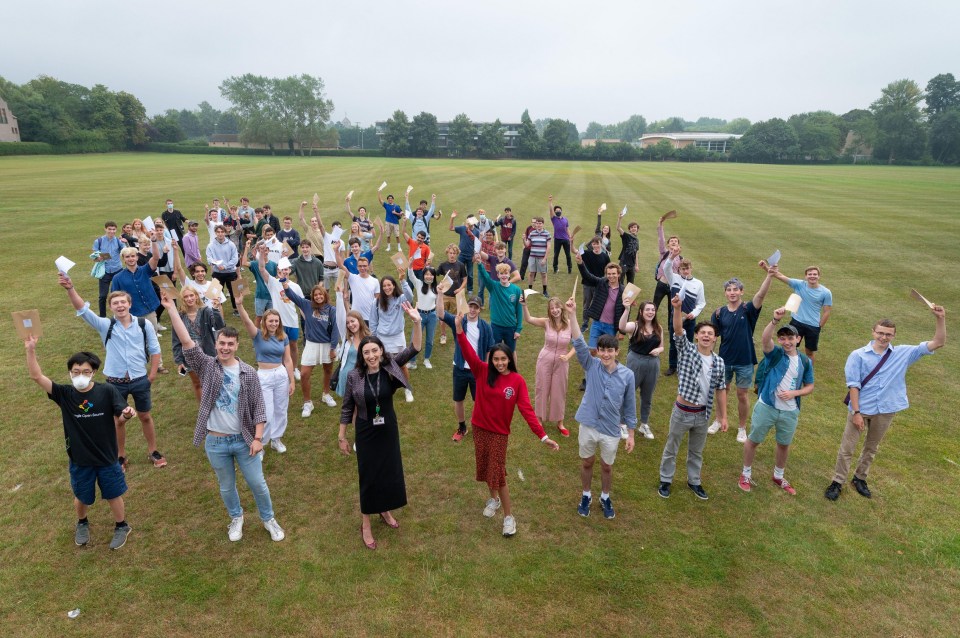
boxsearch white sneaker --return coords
[228,515,244,542]
[385,244,391,252]
[321,394,336,407]
[294,369,301,381]
[439,334,446,345]
[156,324,167,331]
[270,438,287,453]
[407,361,417,370]
[404,389,414,403]
[301,401,314,418]
[737,427,748,443]
[423,359,433,369]
[707,420,722,434]
[619,424,628,440]
[263,517,285,541]
[639,423,654,440]
[502,515,517,537]
[397,244,403,253]
[483,497,501,517]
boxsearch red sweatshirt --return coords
[457,331,546,439]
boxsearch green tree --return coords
[197,101,221,136]
[518,109,542,158]
[584,121,604,139]
[543,118,572,157]
[83,84,125,148]
[649,116,686,133]
[115,91,148,148]
[678,143,708,161]
[929,108,960,164]
[620,114,647,141]
[409,111,439,157]
[721,118,751,134]
[380,109,410,156]
[147,113,186,142]
[477,119,505,158]
[177,109,203,138]
[216,111,240,134]
[449,113,475,157]
[788,111,843,160]
[730,118,800,163]
[924,73,960,117]
[871,79,925,163]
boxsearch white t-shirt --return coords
[347,273,381,321]
[697,353,713,406]
[207,363,241,435]
[184,279,227,308]
[267,279,303,328]
[773,354,801,411]
[264,237,283,263]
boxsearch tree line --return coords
[1,72,958,164]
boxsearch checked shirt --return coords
[673,332,726,420]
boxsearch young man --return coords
[567,298,636,520]
[26,338,136,549]
[93,221,124,317]
[289,239,325,296]
[657,293,727,501]
[436,244,468,345]
[236,197,256,234]
[60,275,167,470]
[449,210,478,294]
[739,308,815,495]
[437,288,493,442]
[404,193,440,243]
[495,208,516,259]
[518,218,535,280]
[206,225,240,317]
[345,193,373,233]
[378,189,404,252]
[277,216,302,258]
[159,293,285,542]
[664,258,706,377]
[824,304,946,501]
[336,252,381,323]
[183,221,202,269]
[525,216,552,295]
[343,238,375,275]
[299,202,349,292]
[473,209,495,241]
[708,266,777,442]
[475,258,523,352]
[767,263,833,361]
[161,199,187,253]
[253,253,304,371]
[653,214,682,312]
[260,205,281,240]
[402,220,432,281]
[548,195,572,274]
[616,216,640,285]
[578,235,611,332]
[261,225,284,263]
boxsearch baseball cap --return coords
[777,324,799,336]
[467,296,483,308]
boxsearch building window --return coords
[0,109,7,124]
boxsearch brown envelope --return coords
[151,275,180,300]
[204,279,224,301]
[621,283,642,303]
[12,310,43,340]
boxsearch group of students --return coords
[30,188,948,551]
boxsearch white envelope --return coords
[347,190,355,199]
[599,203,607,212]
[55,256,76,274]
[329,226,344,242]
[767,249,782,266]
[378,181,387,191]
[406,185,414,195]
[785,293,802,313]
[474,238,482,253]
[210,259,224,266]
[619,206,628,218]
[522,289,540,299]
[142,216,156,231]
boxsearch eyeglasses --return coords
[874,330,895,338]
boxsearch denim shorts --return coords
[70,461,127,505]
[283,326,300,342]
[108,375,152,413]
[725,363,755,389]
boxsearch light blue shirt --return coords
[405,201,436,241]
[845,341,933,414]
[93,234,123,273]
[788,278,833,328]
[572,336,637,436]
[78,303,161,378]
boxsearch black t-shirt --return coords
[437,261,467,297]
[48,382,126,466]
[162,209,186,237]
[618,232,639,262]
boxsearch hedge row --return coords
[0,142,55,155]
[144,143,384,158]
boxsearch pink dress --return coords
[535,323,572,422]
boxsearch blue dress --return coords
[335,341,359,397]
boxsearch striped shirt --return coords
[527,229,551,258]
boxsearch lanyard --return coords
[365,370,382,417]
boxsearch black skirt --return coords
[355,370,407,514]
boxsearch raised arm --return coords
[520,294,547,328]
[345,193,354,218]
[24,335,54,395]
[671,293,684,337]
[405,303,422,352]
[234,289,259,338]
[370,218,384,253]
[147,231,161,271]
[161,291,196,351]
[59,273,86,311]
[619,298,638,336]
[448,209,458,231]
[298,201,310,231]
[929,305,947,351]
[752,263,778,308]
[762,307,787,353]
[594,207,603,235]
[760,259,791,285]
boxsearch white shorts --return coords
[578,425,620,466]
[301,341,332,366]
[378,332,406,354]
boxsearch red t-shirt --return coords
[406,238,430,270]
[456,332,545,438]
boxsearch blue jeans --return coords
[458,254,474,293]
[204,433,274,521]
[492,323,517,352]
[411,309,438,362]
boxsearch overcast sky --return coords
[4,0,957,130]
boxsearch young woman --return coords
[120,223,139,249]
[335,310,370,399]
[521,295,575,438]
[369,272,415,402]
[172,287,225,402]
[235,290,295,453]
[455,318,560,537]
[130,219,151,248]
[284,282,339,416]
[338,306,422,550]
[619,298,663,440]
[593,207,613,254]
[406,265,438,370]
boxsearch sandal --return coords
[360,524,377,550]
[379,512,400,529]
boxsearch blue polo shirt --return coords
[713,301,762,366]
[78,303,161,378]
[383,202,402,224]
[344,251,374,275]
[453,226,475,259]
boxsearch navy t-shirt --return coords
[713,301,762,367]
[48,382,126,466]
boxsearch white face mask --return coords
[71,374,93,391]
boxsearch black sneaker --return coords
[824,481,842,501]
[663,368,676,377]
[578,379,586,392]
[851,476,872,498]
[658,482,671,499]
[688,483,709,500]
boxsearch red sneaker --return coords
[738,474,754,492]
[452,429,465,443]
[772,476,796,495]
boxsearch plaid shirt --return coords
[673,332,726,420]
[184,346,267,447]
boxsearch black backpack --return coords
[105,316,151,363]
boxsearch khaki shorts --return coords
[578,425,620,466]
[301,341,332,366]
[443,296,458,314]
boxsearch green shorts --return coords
[748,400,799,446]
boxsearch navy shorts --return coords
[789,318,822,351]
[70,461,127,505]
[109,376,152,413]
[453,365,477,402]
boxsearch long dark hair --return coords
[355,335,392,374]
[420,267,438,296]
[486,343,518,387]
[632,300,662,342]
[378,275,401,311]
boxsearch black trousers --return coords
[553,239,571,273]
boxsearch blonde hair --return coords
[495,263,511,275]
[107,291,132,305]
[260,309,285,340]
[178,286,201,313]
[120,247,138,258]
[546,297,570,332]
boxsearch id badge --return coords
[373,416,385,426]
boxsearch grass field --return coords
[1,154,958,637]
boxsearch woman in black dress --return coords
[338,302,421,550]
